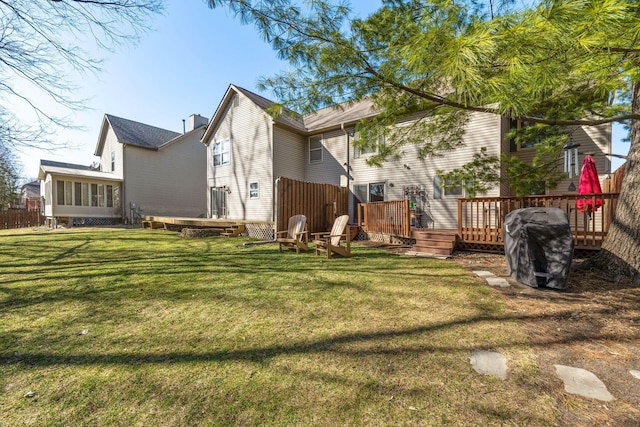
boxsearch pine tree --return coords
[206,0,640,277]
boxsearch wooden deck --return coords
[357,193,619,253]
[143,216,268,238]
[144,216,242,228]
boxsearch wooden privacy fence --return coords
[458,193,619,249]
[357,200,411,238]
[276,177,348,233]
[1,210,43,229]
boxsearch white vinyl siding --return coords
[123,132,208,218]
[350,112,502,229]
[100,127,124,179]
[205,89,274,221]
[273,127,305,180]
[305,129,348,186]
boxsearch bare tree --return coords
[0,144,19,209]
[0,0,164,151]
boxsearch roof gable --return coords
[105,114,181,149]
[202,84,381,143]
[202,84,306,144]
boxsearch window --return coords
[56,181,65,205]
[111,151,115,172]
[82,183,89,206]
[529,181,546,196]
[509,119,539,152]
[64,181,72,206]
[369,182,385,202]
[91,183,98,206]
[97,184,105,207]
[354,133,384,159]
[106,185,114,207]
[249,182,259,199]
[74,182,82,206]
[444,178,463,197]
[434,176,463,199]
[309,135,323,163]
[113,186,121,209]
[213,139,231,166]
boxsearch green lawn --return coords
[0,227,556,426]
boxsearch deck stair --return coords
[411,229,458,256]
[142,220,165,229]
[221,224,246,237]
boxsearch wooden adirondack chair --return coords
[276,214,309,253]
[312,214,351,258]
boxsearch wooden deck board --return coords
[144,216,272,228]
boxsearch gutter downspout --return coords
[122,144,127,222]
[340,123,351,220]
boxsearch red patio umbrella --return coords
[576,155,603,213]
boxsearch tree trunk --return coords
[584,82,640,279]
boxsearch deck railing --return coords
[357,200,411,237]
[458,193,619,249]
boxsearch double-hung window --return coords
[249,182,259,199]
[433,176,463,199]
[213,139,231,166]
[309,135,323,163]
[354,133,384,159]
[509,119,539,152]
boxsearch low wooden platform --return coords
[144,216,241,229]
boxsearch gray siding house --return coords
[202,84,612,230]
[39,114,209,226]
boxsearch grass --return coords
[0,227,557,426]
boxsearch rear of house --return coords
[202,84,612,235]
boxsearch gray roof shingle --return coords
[40,160,93,170]
[105,114,181,149]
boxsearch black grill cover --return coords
[503,207,574,289]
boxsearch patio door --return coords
[211,187,227,218]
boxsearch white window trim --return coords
[354,133,384,159]
[213,139,231,166]
[309,135,323,164]
[249,182,259,199]
[434,176,464,199]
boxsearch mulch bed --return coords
[359,241,640,425]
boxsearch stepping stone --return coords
[473,271,495,278]
[470,350,507,379]
[554,365,615,402]
[485,277,510,287]
[631,370,640,380]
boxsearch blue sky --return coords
[17,0,629,179]
[17,0,381,179]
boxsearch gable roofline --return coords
[201,83,382,143]
[201,84,237,145]
[157,122,208,150]
[94,114,181,156]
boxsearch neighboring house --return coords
[202,84,612,231]
[19,181,41,211]
[39,113,209,226]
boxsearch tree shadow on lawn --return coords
[1,307,630,368]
